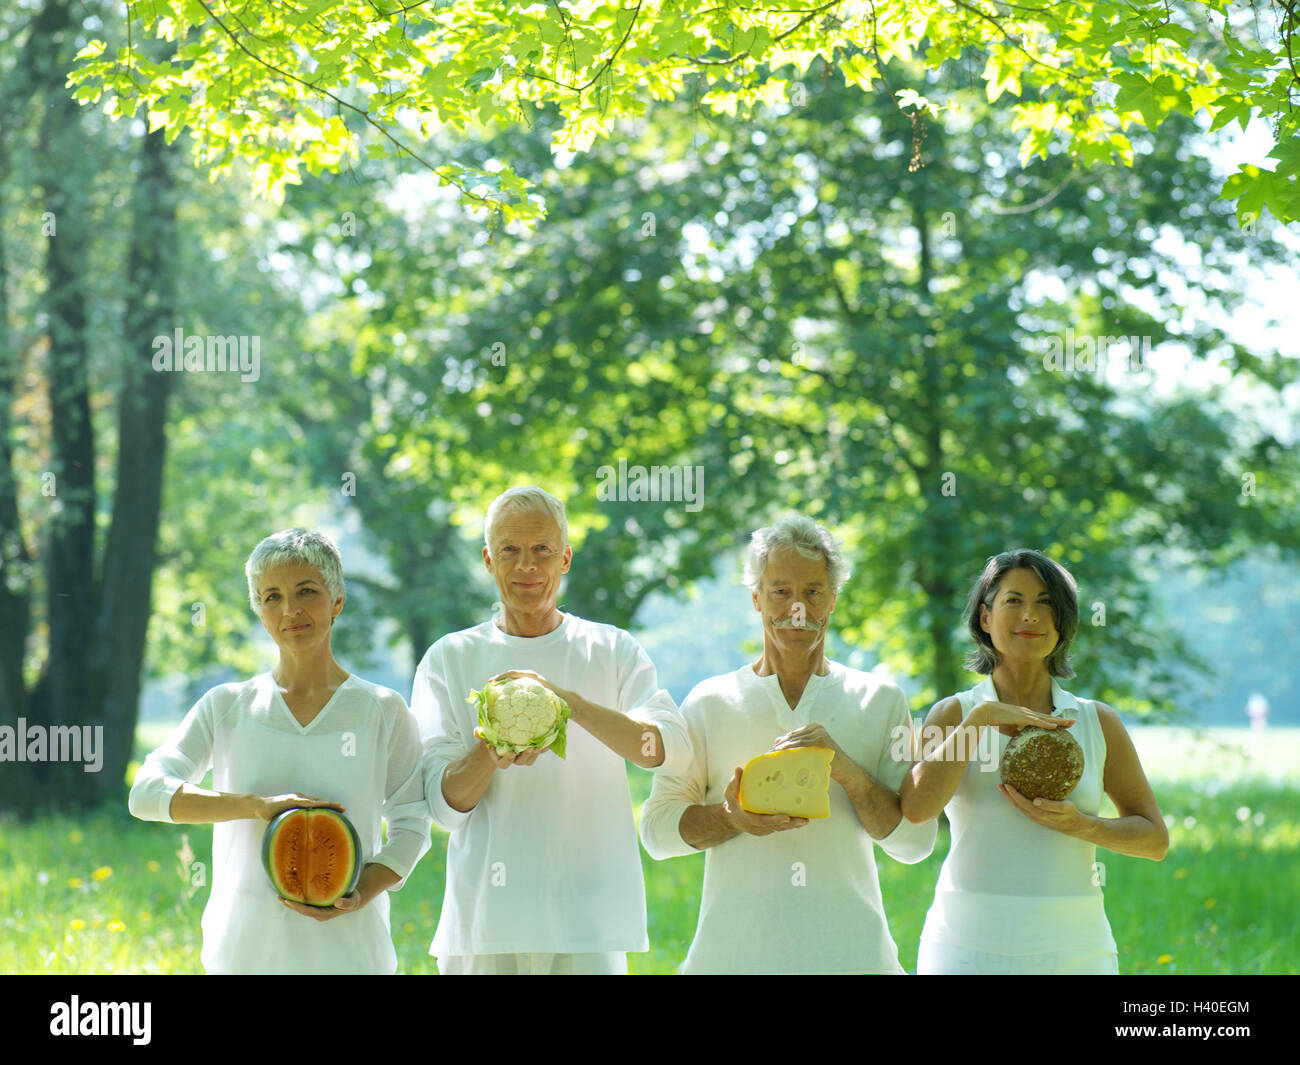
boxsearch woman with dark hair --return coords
[901,549,1167,974]
[129,529,431,973]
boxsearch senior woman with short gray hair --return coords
[129,528,431,974]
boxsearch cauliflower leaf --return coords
[468,675,570,760]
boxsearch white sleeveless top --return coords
[919,676,1118,956]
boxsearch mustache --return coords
[772,613,825,631]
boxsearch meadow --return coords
[1,726,1295,974]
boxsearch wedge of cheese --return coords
[738,746,834,818]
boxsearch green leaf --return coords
[1266,134,1300,179]
[1208,96,1252,133]
[1113,73,1187,130]
[702,89,741,117]
[1219,164,1285,226]
[841,52,876,90]
[982,52,1021,103]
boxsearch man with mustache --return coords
[640,515,936,973]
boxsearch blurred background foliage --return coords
[2,2,1298,813]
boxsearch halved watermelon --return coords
[261,807,362,907]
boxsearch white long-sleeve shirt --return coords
[411,613,689,957]
[128,673,432,974]
[640,661,936,974]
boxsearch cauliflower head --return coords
[468,675,570,759]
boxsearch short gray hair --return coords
[484,486,569,548]
[245,528,345,612]
[744,515,849,594]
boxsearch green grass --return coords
[3,727,1296,974]
[1126,725,1298,788]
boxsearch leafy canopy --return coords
[67,0,1300,226]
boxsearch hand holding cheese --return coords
[722,767,809,836]
[738,746,835,818]
[769,722,850,784]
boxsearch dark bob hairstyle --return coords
[964,549,1079,678]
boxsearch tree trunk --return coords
[87,126,176,805]
[0,2,178,814]
[0,112,34,765]
[24,0,97,811]
[911,156,964,702]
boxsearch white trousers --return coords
[918,937,1118,975]
[436,952,627,975]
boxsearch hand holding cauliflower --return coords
[469,674,571,760]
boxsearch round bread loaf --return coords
[1000,724,1084,801]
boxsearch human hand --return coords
[969,701,1074,737]
[252,793,345,822]
[279,890,363,922]
[770,722,850,784]
[488,668,577,709]
[721,767,809,836]
[475,728,548,768]
[998,783,1092,835]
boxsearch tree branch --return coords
[193,0,497,208]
